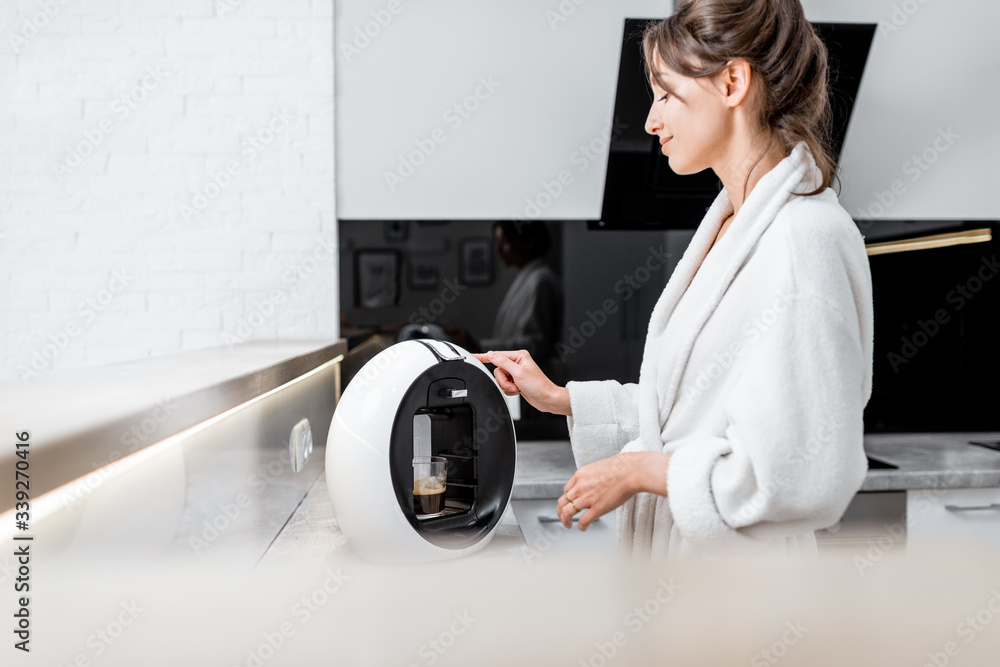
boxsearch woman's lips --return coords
[660,136,672,146]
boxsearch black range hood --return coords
[595,19,876,230]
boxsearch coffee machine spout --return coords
[413,414,432,460]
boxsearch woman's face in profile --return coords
[644,55,729,176]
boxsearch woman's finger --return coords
[558,497,575,529]
[493,368,519,394]
[487,351,522,376]
[561,487,590,528]
[578,507,601,532]
[567,489,596,532]
[561,484,580,526]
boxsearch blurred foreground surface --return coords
[2,539,999,666]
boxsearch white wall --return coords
[0,0,338,384]
[335,0,673,220]
[802,0,999,221]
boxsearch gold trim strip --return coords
[866,229,992,256]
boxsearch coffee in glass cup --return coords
[413,456,447,516]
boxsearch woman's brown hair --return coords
[642,0,836,197]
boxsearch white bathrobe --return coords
[565,142,874,560]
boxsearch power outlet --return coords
[288,418,313,473]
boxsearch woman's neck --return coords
[715,133,788,219]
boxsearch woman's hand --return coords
[473,349,571,416]
[558,452,672,531]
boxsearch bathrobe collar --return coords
[635,142,822,448]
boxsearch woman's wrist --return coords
[546,385,571,416]
[624,452,671,497]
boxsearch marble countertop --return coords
[514,433,1000,498]
[512,439,579,499]
[862,432,1000,491]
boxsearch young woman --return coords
[475,0,874,559]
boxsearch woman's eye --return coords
[658,93,669,103]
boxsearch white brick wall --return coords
[0,0,338,384]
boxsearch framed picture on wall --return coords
[407,261,440,291]
[354,249,401,308]
[459,238,494,287]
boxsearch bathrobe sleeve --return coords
[665,291,869,551]
[565,380,640,468]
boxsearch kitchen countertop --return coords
[863,432,1000,491]
[511,439,579,499]
[514,433,1000,497]
[0,339,347,510]
[257,432,1000,565]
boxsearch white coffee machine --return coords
[326,339,517,563]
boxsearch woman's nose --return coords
[645,108,662,136]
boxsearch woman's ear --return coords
[719,59,753,108]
